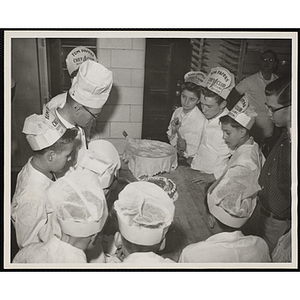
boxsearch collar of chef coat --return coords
[205,231,244,243]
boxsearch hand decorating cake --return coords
[122,136,178,178]
[139,176,178,202]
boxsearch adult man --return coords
[190,67,234,186]
[227,50,279,145]
[47,60,113,176]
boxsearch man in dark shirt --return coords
[256,75,291,253]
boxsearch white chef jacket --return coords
[47,93,87,175]
[179,231,271,263]
[207,138,264,217]
[235,72,278,140]
[13,235,87,263]
[123,252,176,264]
[167,106,206,158]
[11,158,54,249]
[191,108,231,179]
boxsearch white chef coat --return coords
[207,138,264,219]
[123,252,176,264]
[167,106,206,158]
[47,93,87,175]
[11,158,54,249]
[13,235,87,263]
[179,231,271,263]
[191,108,232,179]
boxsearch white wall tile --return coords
[130,105,143,122]
[111,68,131,86]
[96,49,111,68]
[108,87,144,105]
[110,122,142,138]
[100,105,130,122]
[132,39,146,50]
[98,38,132,49]
[131,69,145,87]
[111,50,145,69]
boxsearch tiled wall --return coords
[94,38,146,154]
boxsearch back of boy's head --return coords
[34,128,77,155]
[22,106,76,153]
[114,181,175,252]
[48,169,108,238]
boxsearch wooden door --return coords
[142,38,191,142]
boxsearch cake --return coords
[139,176,178,202]
[122,137,178,178]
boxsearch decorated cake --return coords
[139,176,178,202]
[122,135,178,178]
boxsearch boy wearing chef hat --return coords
[76,139,121,198]
[65,46,98,80]
[178,195,271,263]
[11,107,77,249]
[46,60,113,176]
[167,71,206,164]
[179,96,270,263]
[13,170,108,263]
[190,67,234,186]
[112,181,176,264]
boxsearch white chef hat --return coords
[207,170,260,228]
[204,67,235,99]
[184,71,207,87]
[227,95,257,130]
[66,46,98,76]
[69,60,113,109]
[114,181,175,246]
[48,169,108,237]
[22,106,66,151]
[77,139,121,189]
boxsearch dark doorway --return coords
[142,38,191,142]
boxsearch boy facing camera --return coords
[11,107,77,249]
[13,170,108,263]
[113,182,176,264]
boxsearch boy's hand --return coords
[186,157,193,165]
[177,138,187,153]
[171,117,181,134]
[190,172,216,184]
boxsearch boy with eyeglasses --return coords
[255,75,292,254]
[46,60,113,177]
[226,50,279,145]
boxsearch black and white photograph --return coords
[3,30,298,270]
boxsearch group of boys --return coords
[11,47,291,264]
[167,51,291,263]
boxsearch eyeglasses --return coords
[81,105,99,120]
[265,103,291,113]
[262,58,276,63]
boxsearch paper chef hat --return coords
[69,60,113,109]
[66,46,98,76]
[184,71,207,87]
[227,95,257,130]
[204,67,235,99]
[114,182,175,246]
[48,170,108,237]
[22,106,66,151]
[77,139,121,189]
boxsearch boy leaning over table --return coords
[11,107,77,250]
